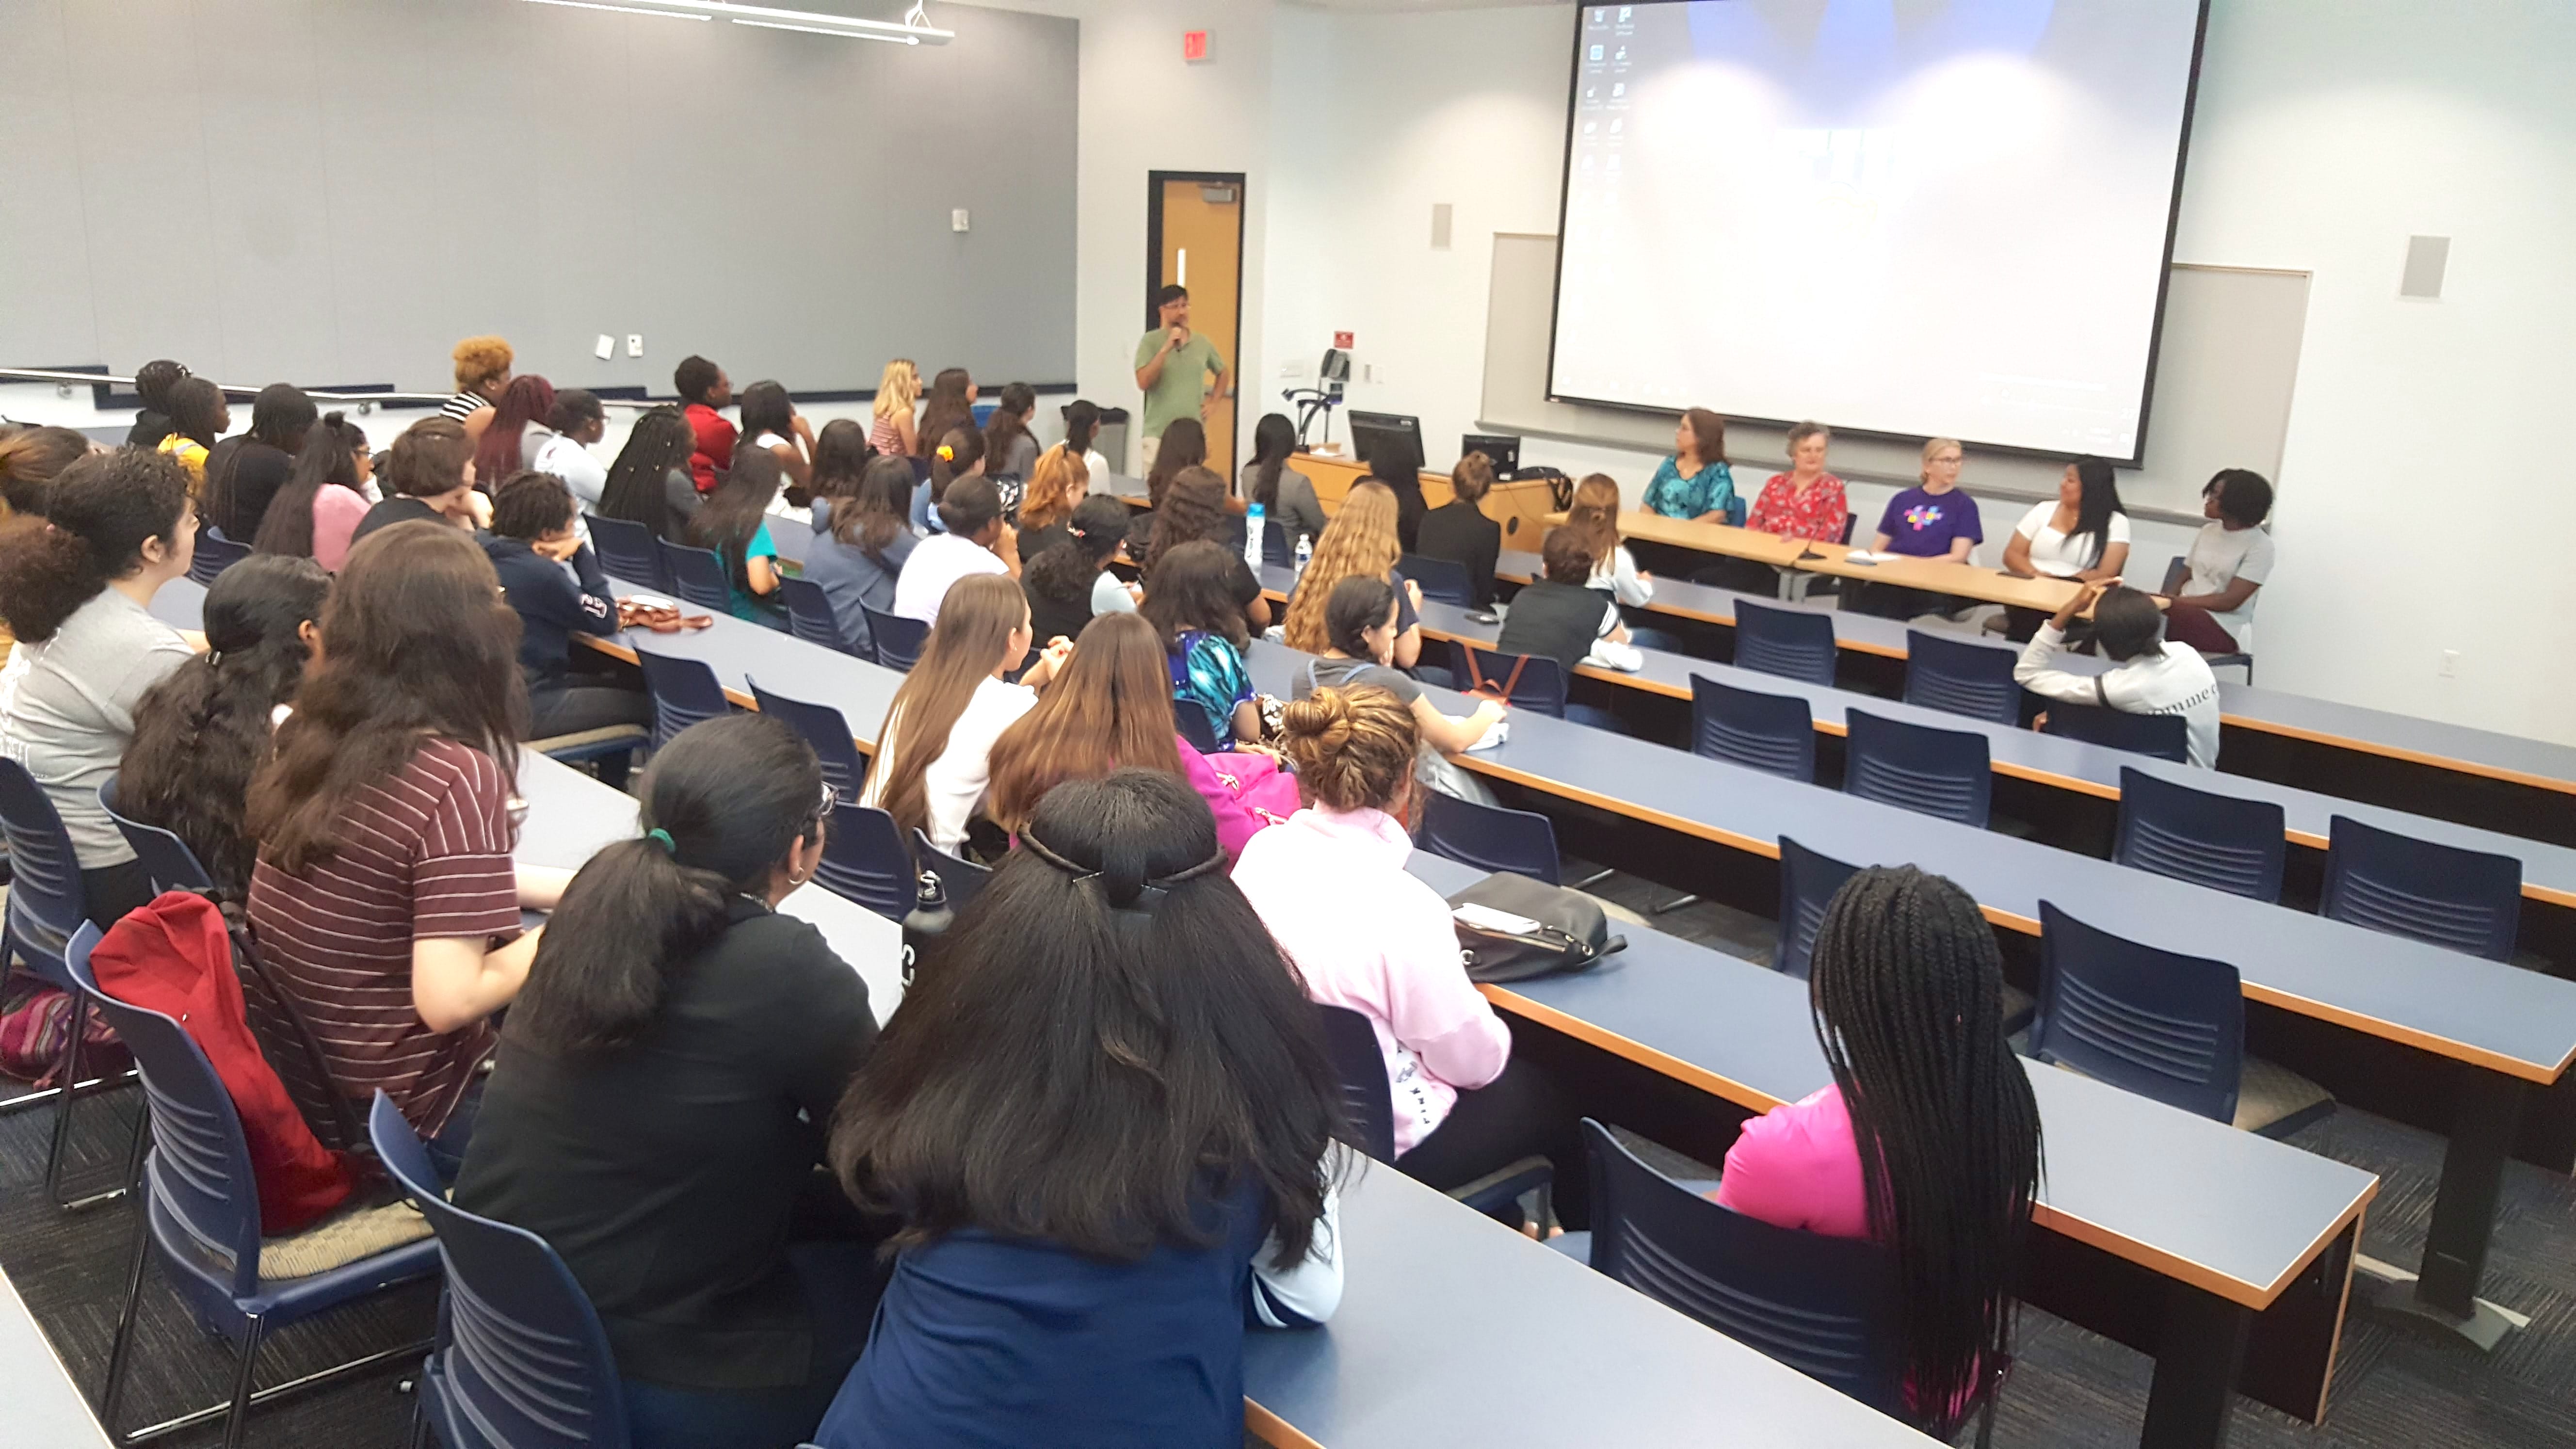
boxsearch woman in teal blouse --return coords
[1642,407,1736,523]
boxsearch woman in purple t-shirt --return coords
[1852,437,1983,619]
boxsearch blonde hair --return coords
[1920,436,1963,483]
[450,336,513,393]
[1020,444,1092,533]
[873,359,921,422]
[1561,473,1622,572]
[1283,482,1402,654]
[1278,685,1417,814]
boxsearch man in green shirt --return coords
[1133,284,1231,471]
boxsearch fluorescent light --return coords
[732,17,918,42]
[522,0,710,17]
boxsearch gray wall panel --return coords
[0,8,103,367]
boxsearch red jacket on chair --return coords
[91,893,355,1234]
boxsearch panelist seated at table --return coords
[1848,436,1985,621]
[2015,581,2223,769]
[1234,686,1584,1220]
[2000,456,2132,640]
[2158,467,2276,660]
[1745,419,1851,545]
[1712,865,2042,1437]
[814,771,1344,1449]
[1641,406,1738,525]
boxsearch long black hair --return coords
[1061,399,1101,458]
[253,414,368,560]
[829,454,917,562]
[830,768,1343,1267]
[1248,413,1297,510]
[982,382,1037,477]
[0,448,193,643]
[917,368,974,459]
[1141,539,1248,651]
[2068,456,2124,568]
[166,376,228,449]
[737,380,793,443]
[120,556,330,897]
[689,443,781,593]
[511,714,827,1053]
[1024,494,1130,612]
[1806,866,2041,1430]
[1144,417,1207,507]
[1322,574,1396,658]
[599,405,696,539]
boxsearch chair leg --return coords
[122,1105,151,1192]
[46,1012,130,1212]
[220,1314,267,1449]
[1567,868,1614,891]
[100,1217,154,1435]
[1651,893,1701,914]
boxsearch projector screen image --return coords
[1549,1,2207,459]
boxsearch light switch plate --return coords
[952,209,971,233]
[594,334,614,361]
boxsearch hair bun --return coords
[322,410,347,427]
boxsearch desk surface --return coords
[0,1270,111,1449]
[1240,1163,1942,1449]
[1401,853,2378,1310]
[1243,642,2576,1085]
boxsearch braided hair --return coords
[1805,865,2041,1431]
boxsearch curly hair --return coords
[1281,481,1401,653]
[451,336,514,394]
[1143,466,1230,576]
[0,448,193,643]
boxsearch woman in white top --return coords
[736,380,815,506]
[859,572,1069,856]
[2014,580,2222,769]
[530,390,609,507]
[1564,474,1652,606]
[2158,468,2276,659]
[2001,455,2130,640]
[891,476,1022,625]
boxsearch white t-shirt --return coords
[1091,571,1139,615]
[2013,501,2131,578]
[531,432,608,507]
[861,674,1036,853]
[1585,544,1652,606]
[2184,522,2275,652]
[1082,449,1114,489]
[890,532,1008,624]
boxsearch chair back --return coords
[1579,1119,1903,1415]
[2111,768,2284,902]
[911,829,992,915]
[862,606,928,672]
[0,758,88,977]
[98,776,217,895]
[67,924,265,1297]
[779,576,851,654]
[814,803,918,923]
[1401,554,1477,608]
[1174,697,1224,754]
[186,527,251,586]
[2030,903,2244,1124]
[586,514,666,590]
[1775,837,1860,981]
[1732,601,1837,686]
[2160,557,2190,596]
[1842,709,1992,828]
[746,679,869,804]
[1314,1003,1399,1162]
[1902,631,2022,725]
[1689,676,1816,782]
[656,539,735,614]
[1450,639,1570,718]
[631,648,731,749]
[1262,519,1294,567]
[2042,702,2189,763]
[1725,496,1748,529]
[369,1094,630,1449]
[2321,815,2522,961]
[1417,791,1562,887]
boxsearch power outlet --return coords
[626,335,644,358]
[2439,649,2461,678]
[1277,359,1306,380]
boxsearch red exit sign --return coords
[1182,29,1211,62]
[1334,331,1355,349]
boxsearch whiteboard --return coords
[1482,234,2306,522]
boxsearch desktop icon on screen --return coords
[1589,44,1604,61]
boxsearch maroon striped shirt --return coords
[247,739,523,1136]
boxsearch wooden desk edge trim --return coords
[1244,1400,1326,1449]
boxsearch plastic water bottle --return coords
[1294,534,1313,578]
[1244,502,1267,575]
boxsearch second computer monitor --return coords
[1461,433,1520,475]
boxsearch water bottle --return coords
[1244,502,1267,575]
[1294,534,1313,578]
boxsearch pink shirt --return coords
[1232,806,1510,1154]
[312,486,369,572]
[1713,1084,1869,1240]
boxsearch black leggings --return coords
[82,859,158,933]
[1395,1056,1588,1225]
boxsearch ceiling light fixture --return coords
[731,17,918,42]
[523,0,710,17]
[523,0,951,43]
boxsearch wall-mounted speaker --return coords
[1432,203,1454,251]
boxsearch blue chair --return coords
[1843,709,1992,828]
[1315,1002,1553,1223]
[187,527,252,586]
[1731,601,1837,686]
[1902,630,2022,725]
[815,803,919,923]
[0,758,129,1211]
[2321,815,2522,962]
[658,538,735,615]
[1774,837,1861,981]
[748,678,869,805]
[863,605,928,672]
[2042,701,2189,763]
[631,648,732,750]
[1417,791,1564,887]
[2162,557,2254,682]
[779,576,853,654]
[1174,696,1224,754]
[1449,640,1570,719]
[587,514,667,590]
[1262,519,1294,567]
[912,829,992,916]
[99,774,216,895]
[1725,495,1748,528]
[2031,903,2333,1137]
[1401,553,1477,608]
[73,925,440,1449]
[368,1093,630,1449]
[1560,1120,1909,1419]
[2112,767,2285,902]
[1688,675,1816,782]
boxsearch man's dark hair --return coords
[1155,283,1190,310]
[674,355,722,406]
[2092,585,2164,662]
[2205,468,2273,527]
[1540,525,1596,585]
[490,470,577,542]
[548,389,605,435]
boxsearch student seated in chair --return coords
[1713,866,2040,1438]
[860,573,1069,857]
[1415,451,1505,611]
[1494,526,1643,678]
[2157,467,2274,662]
[2014,580,2221,768]
[815,769,1343,1449]
[483,471,653,776]
[1297,576,1503,757]
[458,715,881,1449]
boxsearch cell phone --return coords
[1465,609,1501,625]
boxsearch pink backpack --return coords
[1177,741,1303,862]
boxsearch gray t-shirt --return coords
[0,587,194,867]
[1091,571,1139,616]
[1292,654,1424,708]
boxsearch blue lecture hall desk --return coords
[0,1270,112,1449]
[1402,853,2378,1447]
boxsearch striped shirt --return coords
[441,391,485,423]
[869,413,908,459]
[246,739,524,1135]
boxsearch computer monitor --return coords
[1462,433,1520,475]
[1347,411,1423,480]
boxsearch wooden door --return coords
[1151,174,1244,481]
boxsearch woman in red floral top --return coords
[1746,421,1850,544]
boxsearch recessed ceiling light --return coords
[519,0,950,43]
[524,0,709,17]
[732,17,918,42]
